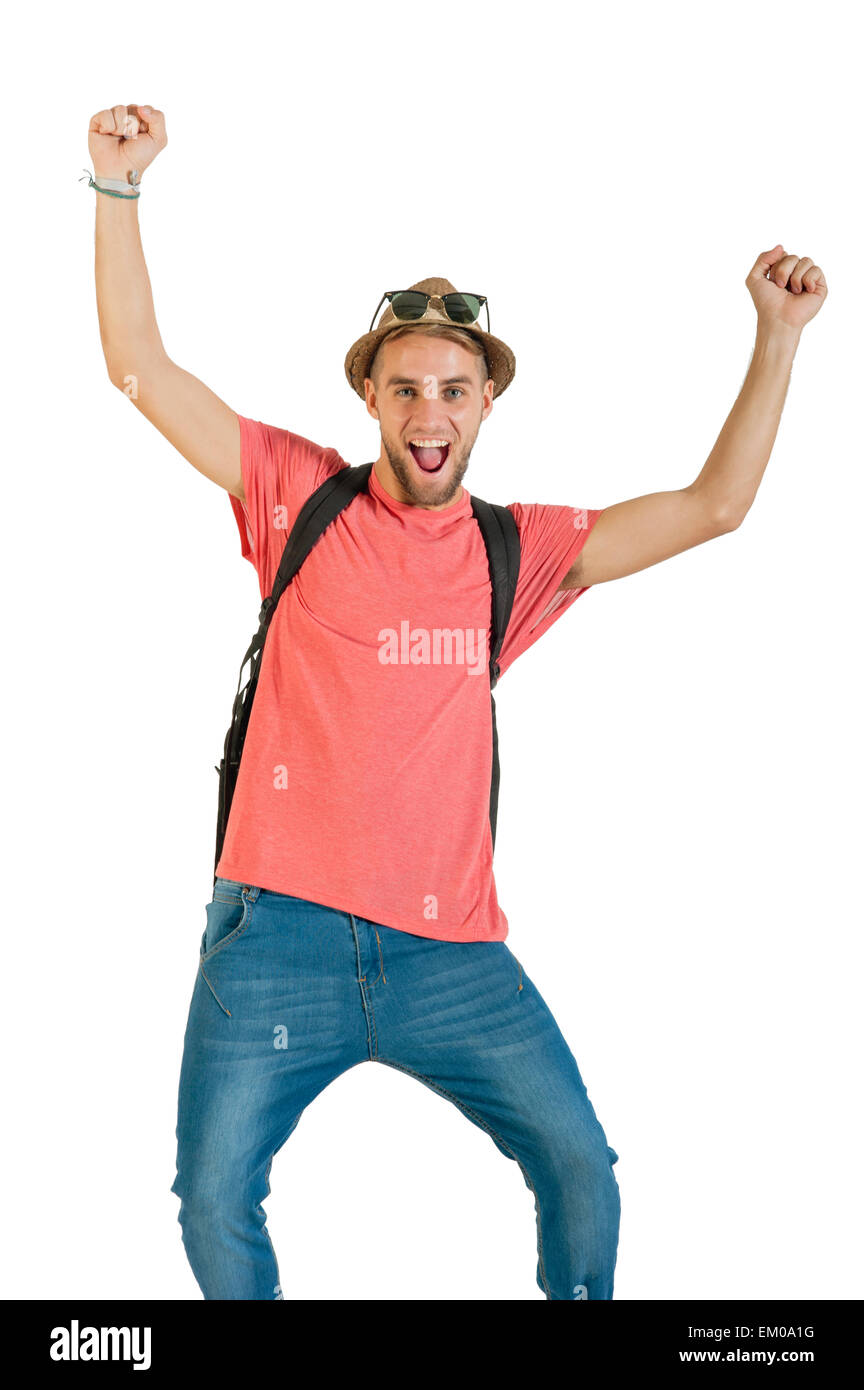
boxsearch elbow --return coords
[703,493,747,534]
[105,342,167,397]
[106,361,139,398]
[713,505,746,534]
[686,484,746,537]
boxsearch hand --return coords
[746,244,827,332]
[88,104,167,182]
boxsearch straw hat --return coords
[344,276,516,399]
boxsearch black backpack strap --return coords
[231,463,374,686]
[214,462,373,879]
[264,462,374,622]
[470,497,522,851]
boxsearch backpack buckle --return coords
[258,595,274,625]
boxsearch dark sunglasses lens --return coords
[443,294,481,324]
[390,291,429,321]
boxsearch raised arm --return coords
[561,245,827,589]
[90,103,244,501]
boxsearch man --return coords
[87,102,827,1302]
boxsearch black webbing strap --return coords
[469,497,521,850]
[266,462,375,619]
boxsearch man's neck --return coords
[373,459,464,512]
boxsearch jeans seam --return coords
[198,960,232,1017]
[363,987,379,1057]
[349,914,378,1058]
[368,927,387,986]
[376,1056,551,1298]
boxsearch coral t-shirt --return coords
[216,416,603,942]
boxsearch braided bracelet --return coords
[79,168,141,199]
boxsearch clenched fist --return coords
[746,244,827,332]
[88,104,167,182]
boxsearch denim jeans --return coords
[171,878,621,1300]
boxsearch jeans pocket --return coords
[200,881,254,964]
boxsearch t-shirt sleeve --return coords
[495,501,605,677]
[228,415,348,597]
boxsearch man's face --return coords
[364,333,494,509]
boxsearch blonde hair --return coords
[369,322,489,386]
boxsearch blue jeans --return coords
[171,878,621,1299]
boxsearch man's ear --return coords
[364,377,380,421]
[481,376,495,423]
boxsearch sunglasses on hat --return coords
[369,290,490,334]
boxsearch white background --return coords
[2,0,860,1301]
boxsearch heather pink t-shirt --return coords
[216,416,603,942]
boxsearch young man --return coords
[87,103,827,1301]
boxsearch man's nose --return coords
[412,400,452,423]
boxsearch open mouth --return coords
[408,439,451,474]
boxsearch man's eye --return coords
[394,386,463,399]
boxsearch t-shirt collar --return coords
[368,461,473,527]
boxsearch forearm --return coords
[94,190,167,384]
[689,322,801,527]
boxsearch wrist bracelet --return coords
[79,167,141,199]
